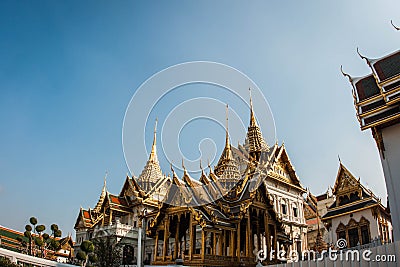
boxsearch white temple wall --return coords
[380,123,400,241]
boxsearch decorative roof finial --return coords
[391,20,400,31]
[104,171,108,187]
[249,88,258,127]
[225,104,230,147]
[207,158,213,174]
[340,65,353,83]
[200,159,206,176]
[149,118,159,162]
[182,158,187,173]
[338,154,341,163]
[356,47,370,65]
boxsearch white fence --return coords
[270,241,399,267]
[0,248,76,267]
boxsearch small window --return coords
[134,221,137,228]
[281,204,287,214]
[293,207,298,217]
[337,231,346,241]
[361,225,370,244]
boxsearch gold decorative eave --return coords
[268,173,307,192]
[322,203,378,221]
[378,73,400,87]
[356,104,388,118]
[355,94,383,106]
[360,113,400,131]
[328,197,373,212]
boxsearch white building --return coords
[322,163,392,248]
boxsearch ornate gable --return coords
[269,145,302,188]
[120,175,146,200]
[333,163,360,194]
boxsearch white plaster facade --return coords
[380,123,400,241]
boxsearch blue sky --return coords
[0,1,399,236]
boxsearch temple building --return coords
[74,96,308,266]
[321,163,392,248]
[341,24,400,240]
[232,99,308,255]
[74,122,171,265]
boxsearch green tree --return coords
[17,218,64,258]
[92,236,121,267]
[0,257,19,267]
[77,240,96,267]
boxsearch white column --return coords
[138,223,142,267]
[380,125,400,241]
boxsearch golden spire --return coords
[149,118,158,163]
[138,118,163,191]
[224,104,233,159]
[245,88,269,155]
[94,171,108,212]
[249,88,258,127]
[214,104,240,189]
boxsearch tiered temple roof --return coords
[342,47,400,131]
[322,163,389,220]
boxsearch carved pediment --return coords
[337,173,358,192]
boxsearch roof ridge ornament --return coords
[391,20,400,31]
[356,47,371,66]
[104,171,108,190]
[182,158,187,174]
[340,65,353,83]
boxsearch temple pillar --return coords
[213,232,217,255]
[201,230,206,260]
[162,218,169,260]
[247,213,251,256]
[237,222,241,260]
[188,215,193,260]
[174,215,180,259]
[256,218,261,252]
[264,216,270,257]
[230,230,235,257]
[219,232,223,256]
[154,231,159,258]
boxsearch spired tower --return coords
[244,92,269,162]
[137,119,164,191]
[214,105,241,191]
[341,24,400,241]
